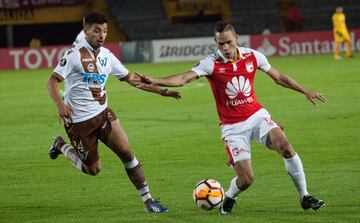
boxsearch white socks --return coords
[124,157,139,169]
[138,186,152,203]
[60,144,83,171]
[225,154,309,200]
[284,153,309,198]
[225,177,241,199]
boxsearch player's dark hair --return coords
[83,12,108,28]
[214,21,236,34]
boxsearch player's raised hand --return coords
[160,89,181,100]
[305,90,326,106]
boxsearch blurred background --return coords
[0,0,359,68]
[1,0,360,47]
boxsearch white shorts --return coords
[221,108,280,165]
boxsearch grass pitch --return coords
[0,52,359,223]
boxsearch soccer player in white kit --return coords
[47,12,179,213]
[140,21,326,214]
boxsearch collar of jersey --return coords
[217,46,244,63]
[81,38,99,58]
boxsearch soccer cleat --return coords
[301,195,325,211]
[144,199,168,213]
[48,136,65,160]
[219,196,236,215]
[334,55,342,60]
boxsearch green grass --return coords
[0,52,359,222]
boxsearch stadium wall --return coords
[121,36,249,63]
[0,43,121,70]
[0,29,359,70]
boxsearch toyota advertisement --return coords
[0,43,121,70]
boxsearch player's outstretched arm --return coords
[266,67,326,106]
[122,72,181,100]
[139,71,199,87]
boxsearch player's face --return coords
[84,23,108,49]
[215,30,238,60]
[336,7,343,13]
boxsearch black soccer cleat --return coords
[301,195,325,211]
[219,196,236,215]
[48,136,65,160]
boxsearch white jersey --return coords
[54,39,129,123]
[72,30,85,47]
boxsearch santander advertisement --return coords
[250,29,360,56]
[0,43,121,70]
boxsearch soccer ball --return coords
[193,179,224,210]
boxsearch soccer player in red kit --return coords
[140,21,326,215]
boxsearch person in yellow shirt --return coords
[332,6,353,60]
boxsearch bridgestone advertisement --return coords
[151,36,250,63]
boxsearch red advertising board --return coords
[0,43,121,70]
[0,0,85,9]
[250,29,360,57]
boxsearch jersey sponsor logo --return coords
[60,58,66,66]
[225,76,251,99]
[226,97,254,106]
[81,73,106,85]
[225,76,253,106]
[98,57,108,67]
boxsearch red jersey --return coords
[192,47,271,125]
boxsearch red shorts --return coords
[65,108,117,166]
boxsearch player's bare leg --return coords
[106,120,168,213]
[83,161,101,175]
[267,127,325,211]
[106,120,147,190]
[220,159,254,215]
